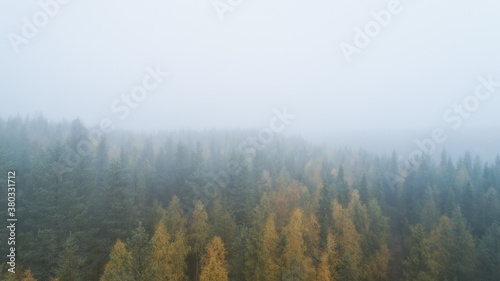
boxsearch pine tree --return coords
[419,187,439,233]
[95,136,108,186]
[100,240,132,281]
[338,250,358,281]
[244,201,269,281]
[151,218,190,281]
[126,224,159,281]
[200,237,229,281]
[102,159,135,241]
[169,228,190,281]
[165,195,187,239]
[283,208,306,267]
[403,225,435,281]
[55,234,85,281]
[151,220,172,279]
[428,210,478,281]
[282,208,314,281]
[209,198,236,246]
[316,256,332,281]
[189,200,211,279]
[332,198,362,280]
[358,173,369,204]
[477,222,500,280]
[230,226,249,281]
[318,180,333,249]
[448,207,477,280]
[22,269,37,281]
[316,232,339,281]
[336,165,351,207]
[263,215,280,281]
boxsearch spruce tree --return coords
[200,237,229,281]
[55,234,85,281]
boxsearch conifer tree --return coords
[126,224,159,281]
[55,234,85,281]
[403,225,435,281]
[336,165,351,207]
[189,200,211,279]
[263,215,280,281]
[200,236,229,281]
[100,240,132,281]
[332,199,362,280]
[477,222,500,280]
[428,209,477,281]
[316,232,339,281]
[21,269,37,281]
[169,228,190,281]
[165,195,187,239]
[151,220,172,279]
[282,208,314,281]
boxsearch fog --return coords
[1,0,499,159]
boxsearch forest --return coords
[0,116,499,281]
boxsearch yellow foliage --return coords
[367,244,390,281]
[316,254,332,281]
[427,216,452,277]
[22,269,37,281]
[263,215,280,281]
[151,220,172,279]
[200,236,229,281]
[332,200,362,270]
[168,229,190,281]
[282,208,306,267]
[189,200,210,255]
[100,240,131,281]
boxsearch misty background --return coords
[1,0,499,161]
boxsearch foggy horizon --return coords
[2,0,500,135]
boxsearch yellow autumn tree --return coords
[151,220,172,279]
[168,228,190,281]
[200,236,229,281]
[283,208,306,266]
[189,200,210,278]
[427,216,452,278]
[151,219,189,281]
[367,244,390,281]
[316,257,332,281]
[100,239,132,281]
[263,214,280,281]
[282,208,316,281]
[22,269,37,281]
[316,232,339,281]
[332,199,362,280]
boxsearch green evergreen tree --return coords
[55,234,85,281]
[477,222,500,281]
[403,225,435,281]
[126,223,159,281]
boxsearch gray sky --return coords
[1,0,500,142]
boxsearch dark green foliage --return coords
[403,225,435,281]
[126,223,159,281]
[477,222,500,281]
[56,234,86,281]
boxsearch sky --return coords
[1,0,500,157]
